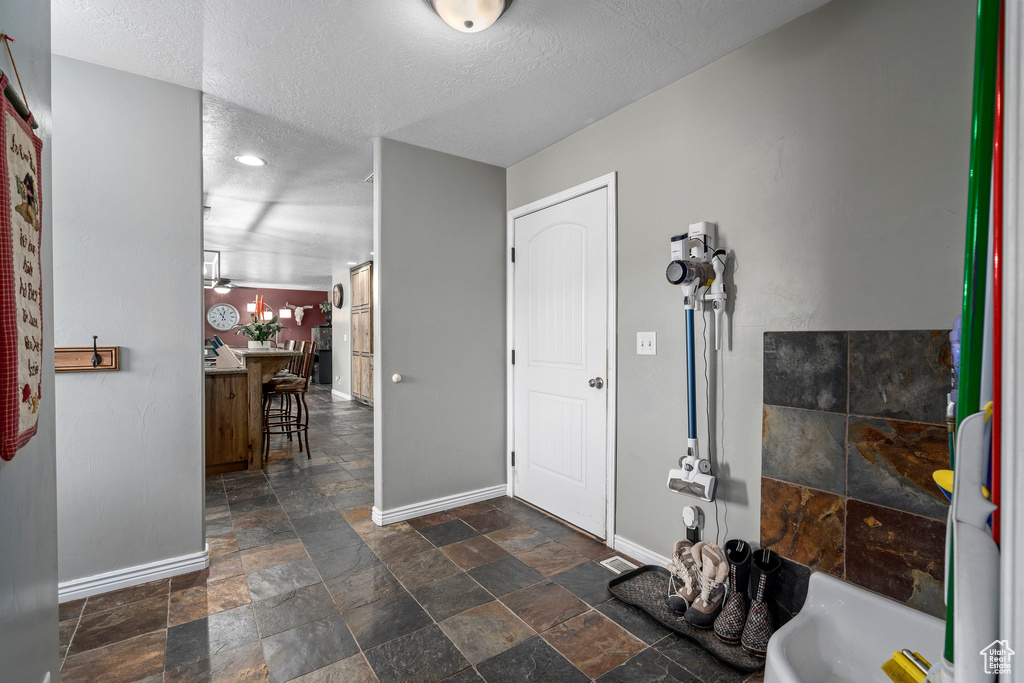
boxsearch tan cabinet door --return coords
[352,311,364,353]
[367,356,374,402]
[351,354,362,401]
[349,261,374,404]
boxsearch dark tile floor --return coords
[58,385,765,682]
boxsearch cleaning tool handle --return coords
[686,308,696,440]
[901,649,931,675]
[713,306,723,352]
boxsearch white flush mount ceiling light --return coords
[234,155,266,166]
[424,0,514,33]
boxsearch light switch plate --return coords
[637,332,656,355]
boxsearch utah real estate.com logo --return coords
[980,639,1015,675]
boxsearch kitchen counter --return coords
[232,348,301,358]
[204,367,247,375]
[204,347,301,472]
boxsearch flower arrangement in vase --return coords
[319,300,332,325]
[234,295,284,348]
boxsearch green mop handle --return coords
[947,0,1001,666]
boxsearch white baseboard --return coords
[331,389,353,400]
[372,484,508,526]
[58,546,210,603]
[613,535,670,567]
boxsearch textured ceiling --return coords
[53,0,829,289]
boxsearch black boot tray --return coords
[608,565,765,673]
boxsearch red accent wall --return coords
[204,287,329,344]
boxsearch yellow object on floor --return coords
[881,660,916,683]
[933,469,990,499]
[881,651,928,683]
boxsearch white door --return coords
[513,187,609,538]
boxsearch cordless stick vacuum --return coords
[665,222,726,502]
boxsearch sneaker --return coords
[683,542,729,629]
[666,539,699,612]
[714,539,752,643]
[741,548,781,658]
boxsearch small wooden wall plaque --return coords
[55,347,120,373]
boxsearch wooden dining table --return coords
[232,347,302,471]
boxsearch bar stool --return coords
[281,339,302,375]
[269,339,304,435]
[262,341,316,463]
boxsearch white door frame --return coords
[506,173,618,545]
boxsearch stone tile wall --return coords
[760,330,951,618]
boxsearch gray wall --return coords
[374,138,507,510]
[332,267,352,397]
[52,56,205,583]
[0,0,59,678]
[507,0,975,555]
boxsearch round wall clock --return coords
[207,303,240,331]
[333,283,345,309]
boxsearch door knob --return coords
[589,377,604,389]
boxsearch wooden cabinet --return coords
[351,261,374,405]
[205,371,249,474]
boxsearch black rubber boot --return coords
[714,539,751,643]
[741,548,781,658]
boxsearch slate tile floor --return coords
[59,385,765,682]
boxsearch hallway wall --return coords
[374,138,507,511]
[507,0,975,556]
[52,56,205,585]
[0,0,60,678]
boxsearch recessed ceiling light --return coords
[369,252,374,256]
[425,0,513,33]
[347,262,357,266]
[234,155,266,166]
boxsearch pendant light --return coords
[424,0,514,33]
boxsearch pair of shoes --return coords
[683,542,729,629]
[713,541,782,658]
[666,539,698,612]
[664,540,730,628]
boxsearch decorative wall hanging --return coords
[286,303,313,326]
[0,58,44,461]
